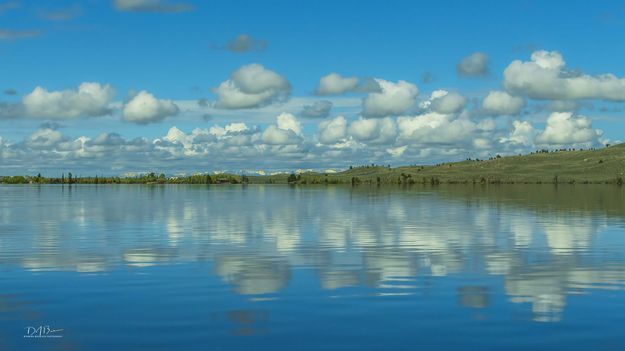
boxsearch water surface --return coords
[1,185,625,350]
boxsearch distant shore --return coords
[2,144,625,185]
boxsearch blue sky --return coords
[1,0,625,175]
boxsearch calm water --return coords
[1,185,625,350]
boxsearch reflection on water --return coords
[1,185,625,349]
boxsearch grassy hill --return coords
[251,144,625,185]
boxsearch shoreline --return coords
[2,143,624,185]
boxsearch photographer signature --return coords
[24,325,64,338]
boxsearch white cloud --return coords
[276,112,302,135]
[457,52,489,76]
[316,73,359,95]
[473,138,491,150]
[419,90,448,110]
[122,90,179,124]
[504,50,625,101]
[482,91,526,115]
[347,117,397,144]
[214,64,291,109]
[346,118,377,141]
[430,92,467,114]
[386,145,407,157]
[535,112,602,146]
[261,125,300,145]
[22,82,115,119]
[397,112,476,145]
[500,120,535,146]
[0,112,604,175]
[209,122,250,138]
[531,50,565,70]
[317,116,347,144]
[164,126,190,145]
[113,0,192,13]
[362,79,418,117]
[25,128,65,149]
[0,95,612,174]
[477,118,496,132]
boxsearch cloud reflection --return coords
[1,185,625,322]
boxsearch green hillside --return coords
[252,144,625,185]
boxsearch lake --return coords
[1,184,625,350]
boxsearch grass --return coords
[250,144,625,185]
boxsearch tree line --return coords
[0,172,249,185]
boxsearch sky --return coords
[1,0,625,176]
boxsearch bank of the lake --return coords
[2,143,625,185]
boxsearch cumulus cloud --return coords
[275,113,302,135]
[457,52,489,76]
[362,79,418,117]
[25,128,65,149]
[386,145,407,157]
[477,118,496,132]
[223,34,266,53]
[482,91,526,115]
[315,73,359,95]
[300,100,332,118]
[317,116,347,144]
[535,112,602,146]
[1,74,608,171]
[213,64,291,109]
[0,108,610,174]
[504,50,625,101]
[418,90,448,110]
[500,121,535,146]
[210,122,250,137]
[22,82,115,119]
[122,90,179,124]
[397,112,477,145]
[113,0,192,13]
[261,114,304,146]
[261,125,301,145]
[347,117,397,144]
[430,92,467,114]
[155,116,307,158]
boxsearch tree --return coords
[68,172,73,184]
[287,173,297,183]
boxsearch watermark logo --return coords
[24,325,64,338]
